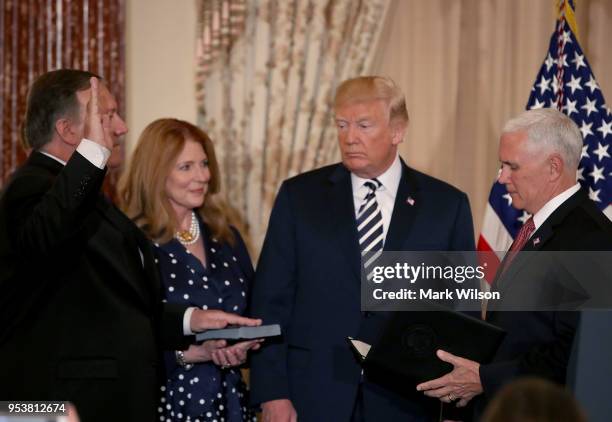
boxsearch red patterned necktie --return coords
[502,217,535,272]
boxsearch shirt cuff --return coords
[183,307,197,335]
[76,138,111,169]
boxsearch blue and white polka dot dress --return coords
[155,221,256,422]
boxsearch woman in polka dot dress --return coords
[119,118,259,421]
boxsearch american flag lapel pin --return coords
[406,196,415,206]
[533,237,540,246]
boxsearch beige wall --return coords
[125,0,197,155]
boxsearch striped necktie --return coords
[357,179,384,275]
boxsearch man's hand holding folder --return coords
[416,349,482,408]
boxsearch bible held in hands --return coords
[195,324,281,341]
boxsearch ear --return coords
[391,121,407,146]
[54,117,81,147]
[548,153,564,181]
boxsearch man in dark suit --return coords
[0,70,260,422]
[249,76,475,421]
[416,108,612,413]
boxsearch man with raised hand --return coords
[0,70,260,422]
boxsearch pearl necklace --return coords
[175,211,200,246]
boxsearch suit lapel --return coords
[96,195,155,308]
[490,190,586,302]
[29,151,155,308]
[384,159,420,251]
[327,165,362,283]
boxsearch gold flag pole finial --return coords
[553,0,580,108]
[559,0,579,39]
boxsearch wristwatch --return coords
[175,350,194,370]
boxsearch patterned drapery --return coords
[196,0,392,253]
[195,0,247,111]
[0,0,125,188]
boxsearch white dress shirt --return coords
[532,183,581,233]
[351,154,402,245]
[40,138,110,168]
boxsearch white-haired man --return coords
[417,108,612,415]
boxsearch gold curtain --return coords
[196,0,392,252]
[0,0,125,189]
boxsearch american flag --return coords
[478,0,612,282]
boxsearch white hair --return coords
[501,108,583,170]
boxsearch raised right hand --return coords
[262,399,297,422]
[84,77,112,150]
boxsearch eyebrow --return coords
[178,158,207,164]
[335,116,373,122]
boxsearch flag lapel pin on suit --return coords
[533,237,540,246]
[406,196,415,206]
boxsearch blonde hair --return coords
[334,76,409,125]
[118,118,235,245]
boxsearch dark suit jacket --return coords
[481,190,612,405]
[0,152,189,422]
[249,160,475,422]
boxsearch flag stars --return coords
[589,187,602,202]
[544,53,554,72]
[593,142,610,161]
[556,53,569,68]
[585,75,600,93]
[551,77,560,96]
[536,76,551,95]
[596,120,612,139]
[564,99,578,116]
[561,30,573,45]
[518,211,531,224]
[531,99,546,110]
[572,51,586,70]
[581,97,598,117]
[567,75,582,94]
[581,144,589,159]
[589,165,605,184]
[502,193,513,206]
[579,121,594,139]
[577,167,585,181]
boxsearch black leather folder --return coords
[350,302,505,385]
